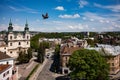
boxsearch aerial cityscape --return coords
[0,0,120,80]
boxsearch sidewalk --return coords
[29,58,48,80]
[18,58,38,80]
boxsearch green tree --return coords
[86,39,95,47]
[17,51,29,63]
[53,45,60,72]
[69,49,109,80]
[37,42,46,63]
[27,48,32,59]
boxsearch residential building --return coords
[39,38,61,48]
[0,51,17,80]
[86,44,120,75]
[60,37,87,74]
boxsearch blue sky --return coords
[0,0,120,32]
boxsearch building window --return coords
[10,43,12,46]
[27,36,29,39]
[112,63,114,66]
[18,42,21,45]
[10,51,12,54]
[7,71,9,74]
[27,42,29,45]
[6,62,9,64]
[3,73,5,77]
[66,57,67,61]
[10,36,12,40]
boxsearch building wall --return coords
[0,59,14,67]
[0,66,12,80]
[7,32,30,58]
[0,46,7,53]
[61,55,69,67]
[107,55,120,74]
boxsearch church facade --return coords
[0,20,30,58]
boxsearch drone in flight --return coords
[42,13,49,19]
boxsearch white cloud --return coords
[94,3,120,12]
[55,6,65,11]
[59,14,80,18]
[8,6,39,14]
[79,0,88,8]
[14,24,24,31]
[36,19,40,22]
[67,24,89,30]
[90,19,94,21]
[82,17,86,20]
[52,21,63,24]
[99,20,104,23]
[0,24,7,31]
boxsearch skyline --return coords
[0,0,120,32]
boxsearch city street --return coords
[36,57,62,80]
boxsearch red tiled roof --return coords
[0,51,11,60]
[0,64,11,74]
[61,46,82,55]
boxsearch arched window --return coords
[10,43,12,46]
[19,42,21,45]
[10,36,12,40]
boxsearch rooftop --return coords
[87,44,120,56]
[0,51,12,60]
[61,46,82,55]
[97,44,120,56]
[0,64,11,74]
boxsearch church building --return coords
[0,19,30,58]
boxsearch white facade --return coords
[7,32,30,58]
[0,52,15,80]
[0,41,8,53]
[0,65,13,80]
[39,38,62,45]
[0,59,14,67]
[0,20,31,58]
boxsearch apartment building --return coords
[87,44,120,75]
[0,51,17,80]
[60,37,87,74]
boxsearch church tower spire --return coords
[24,19,29,32]
[8,19,13,32]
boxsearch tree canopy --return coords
[69,49,109,80]
[17,48,33,64]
